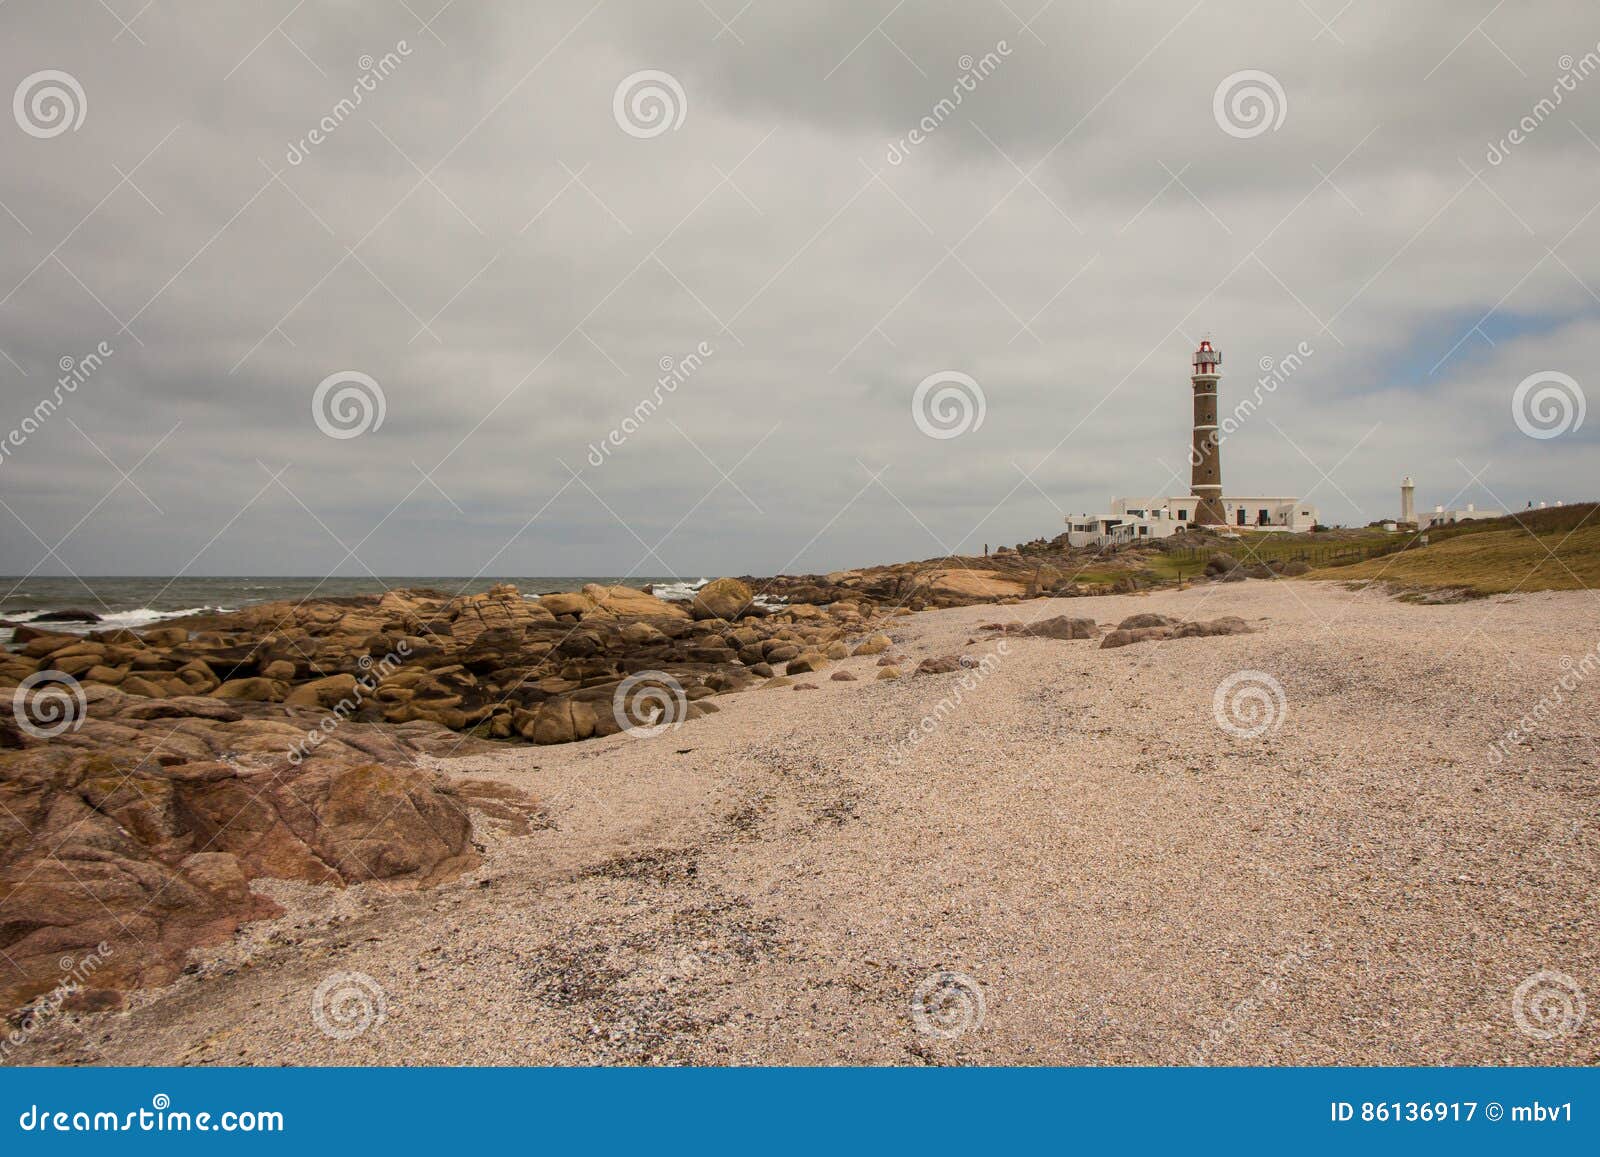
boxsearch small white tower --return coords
[1400,474,1415,526]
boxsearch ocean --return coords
[0,575,699,640]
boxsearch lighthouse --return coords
[1400,474,1416,526]
[1190,338,1225,526]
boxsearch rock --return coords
[283,673,360,709]
[877,654,901,666]
[915,655,963,675]
[749,662,774,678]
[691,578,754,621]
[582,583,690,619]
[276,761,475,883]
[786,652,830,675]
[180,852,253,904]
[852,634,893,656]
[830,670,857,682]
[1116,613,1181,630]
[49,652,102,678]
[21,633,79,659]
[876,666,901,680]
[1205,553,1238,576]
[793,683,818,691]
[1015,616,1100,640]
[824,641,850,660]
[176,660,219,694]
[1029,563,1065,595]
[30,608,101,623]
[917,569,1028,602]
[537,592,594,618]
[261,659,297,681]
[1101,616,1254,649]
[522,698,599,745]
[118,674,172,698]
[1174,615,1252,639]
[119,697,243,723]
[775,604,826,621]
[142,626,188,647]
[619,621,667,646]
[212,677,289,702]
[0,701,539,1010]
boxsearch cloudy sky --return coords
[0,0,1596,579]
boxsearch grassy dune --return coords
[1317,503,1600,595]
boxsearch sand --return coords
[17,580,1599,1066]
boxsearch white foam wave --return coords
[648,578,785,608]
[2,605,226,636]
[649,578,710,602]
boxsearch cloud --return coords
[0,0,1596,579]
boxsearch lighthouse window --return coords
[1236,508,1247,526]
[1177,509,1188,521]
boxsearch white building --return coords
[1064,496,1319,548]
[1415,503,1504,530]
[1064,508,1186,548]
[1114,495,1318,531]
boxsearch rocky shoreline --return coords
[1,547,1283,1017]
[6,579,1590,1066]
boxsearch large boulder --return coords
[446,585,553,646]
[31,608,101,623]
[272,762,475,883]
[917,569,1027,603]
[212,677,288,702]
[537,592,596,618]
[1173,615,1252,639]
[691,578,754,621]
[785,651,830,675]
[283,673,360,709]
[1015,616,1100,640]
[1118,613,1180,630]
[520,697,599,745]
[582,583,690,619]
[260,659,297,681]
[1101,615,1254,649]
[0,697,539,1011]
[1028,563,1065,595]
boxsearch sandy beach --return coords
[14,579,1593,1067]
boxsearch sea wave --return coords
[2,605,227,640]
[649,578,711,602]
[649,578,785,607]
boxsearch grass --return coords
[1145,529,1396,582]
[1311,503,1600,595]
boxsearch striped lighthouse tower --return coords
[1190,338,1225,526]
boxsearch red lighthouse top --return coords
[1192,338,1221,373]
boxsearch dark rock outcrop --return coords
[0,690,539,1011]
[1100,614,1254,649]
